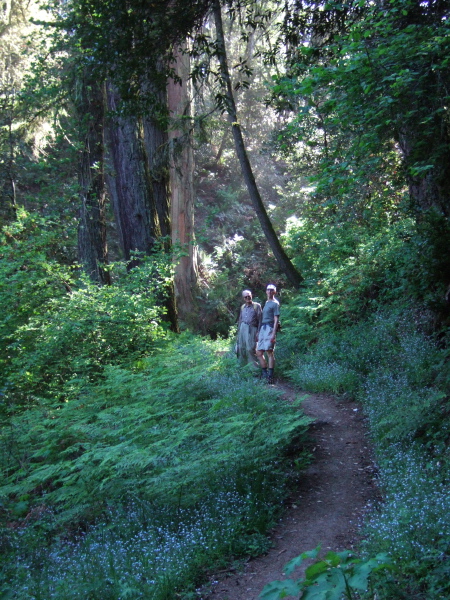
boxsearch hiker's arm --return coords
[256,304,262,340]
[271,315,279,343]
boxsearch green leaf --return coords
[285,547,320,575]
[304,560,330,580]
[302,570,346,600]
[259,579,302,600]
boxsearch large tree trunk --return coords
[104,80,179,331]
[212,0,303,289]
[77,78,111,285]
[142,81,179,332]
[142,108,170,239]
[398,127,450,219]
[168,44,198,326]
[104,81,157,267]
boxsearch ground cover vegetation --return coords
[2,0,450,598]
[1,331,310,599]
[265,1,450,597]
[0,188,310,600]
[260,547,394,600]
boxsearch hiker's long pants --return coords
[237,322,259,368]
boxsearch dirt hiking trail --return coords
[204,383,380,600]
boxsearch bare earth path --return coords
[204,383,380,600]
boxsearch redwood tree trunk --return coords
[142,83,179,332]
[142,111,170,239]
[77,78,111,285]
[212,0,303,289]
[104,81,156,267]
[168,44,198,325]
[104,80,179,331]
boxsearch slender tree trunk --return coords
[212,0,303,289]
[8,112,17,211]
[77,78,111,285]
[214,131,227,165]
[168,44,198,325]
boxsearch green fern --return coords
[1,336,310,525]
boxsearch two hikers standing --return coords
[236,284,280,384]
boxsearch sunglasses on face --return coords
[244,295,251,299]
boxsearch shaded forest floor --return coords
[203,382,381,600]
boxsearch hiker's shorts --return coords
[256,323,276,352]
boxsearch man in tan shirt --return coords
[236,289,262,369]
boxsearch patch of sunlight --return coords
[229,234,244,245]
[285,215,305,229]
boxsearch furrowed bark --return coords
[77,77,111,285]
[104,81,157,266]
[104,80,179,332]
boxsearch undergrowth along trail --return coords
[205,383,379,600]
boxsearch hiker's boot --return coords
[261,367,268,381]
[267,368,274,384]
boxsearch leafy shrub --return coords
[1,256,171,411]
[260,547,394,600]
[283,213,450,334]
[12,270,165,396]
[0,209,75,386]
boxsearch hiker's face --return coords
[243,293,252,304]
[266,289,275,300]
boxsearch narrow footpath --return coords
[205,383,380,600]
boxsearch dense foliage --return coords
[0,209,172,409]
[1,336,310,599]
[2,0,450,598]
[262,1,450,596]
